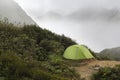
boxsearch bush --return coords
[92,65,120,80]
[0,20,79,80]
[29,68,70,80]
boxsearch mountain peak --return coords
[0,0,35,25]
[98,47,120,60]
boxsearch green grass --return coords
[0,77,4,80]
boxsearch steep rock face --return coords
[0,0,35,25]
[98,47,120,60]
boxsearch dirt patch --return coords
[75,60,120,80]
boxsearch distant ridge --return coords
[98,47,120,60]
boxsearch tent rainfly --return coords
[63,45,94,60]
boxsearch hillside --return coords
[1,20,120,80]
[0,0,35,25]
[97,47,120,60]
[0,21,80,80]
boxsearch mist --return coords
[14,0,120,52]
[34,14,120,52]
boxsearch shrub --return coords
[92,65,120,80]
[0,20,79,80]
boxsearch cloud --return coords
[67,8,120,22]
[15,0,120,52]
[34,7,120,22]
[15,0,120,19]
[36,11,63,20]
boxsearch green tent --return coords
[63,45,94,60]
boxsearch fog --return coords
[0,0,35,24]
[34,16,120,52]
[14,0,120,52]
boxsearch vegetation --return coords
[96,55,112,60]
[92,65,120,80]
[0,20,83,80]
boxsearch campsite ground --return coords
[75,60,120,80]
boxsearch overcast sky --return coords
[14,0,120,17]
[14,0,120,52]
